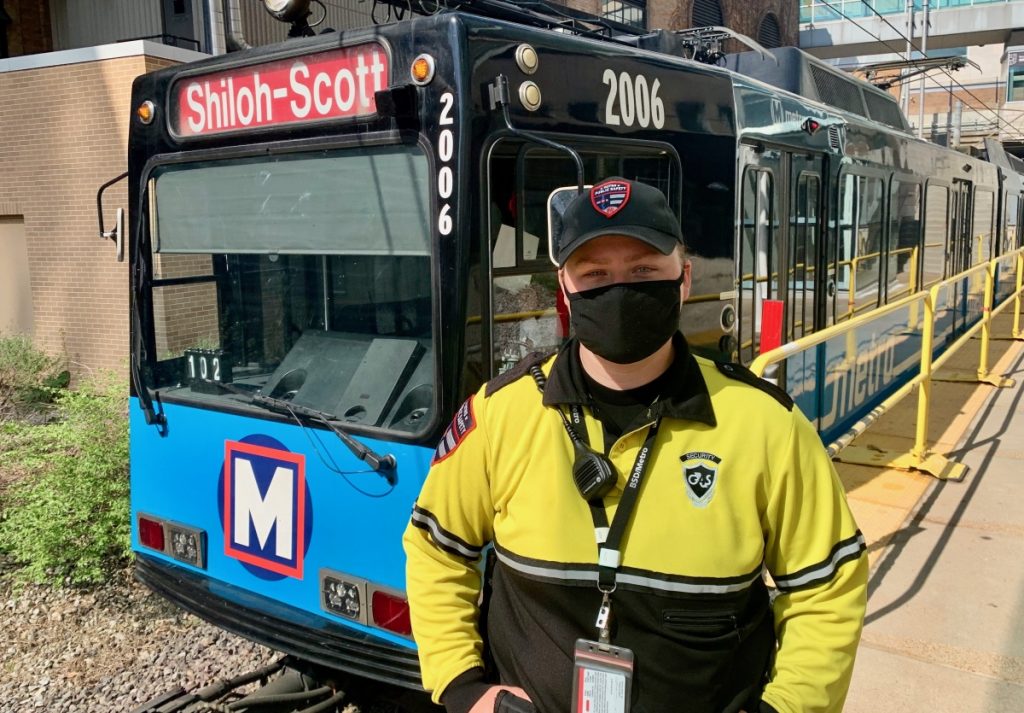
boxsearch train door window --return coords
[887,181,921,302]
[922,183,949,288]
[837,174,884,318]
[738,166,777,364]
[789,172,819,340]
[1006,192,1021,253]
[973,189,995,261]
[485,140,680,377]
[948,180,973,276]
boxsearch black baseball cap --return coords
[555,178,683,267]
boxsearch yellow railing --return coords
[749,247,1024,480]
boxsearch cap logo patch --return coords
[590,180,631,218]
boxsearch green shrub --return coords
[0,335,69,420]
[0,371,130,586]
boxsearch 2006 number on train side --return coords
[602,69,665,129]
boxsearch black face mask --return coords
[567,278,682,364]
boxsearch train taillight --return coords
[371,589,413,637]
[138,515,166,551]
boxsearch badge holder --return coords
[571,591,634,713]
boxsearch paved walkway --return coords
[837,313,1024,712]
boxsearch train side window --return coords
[738,167,776,364]
[973,189,995,261]
[922,184,949,288]
[789,173,819,340]
[1005,192,1020,253]
[887,181,921,302]
[856,177,884,314]
[837,174,884,318]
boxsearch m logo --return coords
[223,440,306,578]
[680,451,721,508]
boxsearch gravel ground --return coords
[0,558,279,712]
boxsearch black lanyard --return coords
[569,405,661,591]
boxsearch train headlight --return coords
[519,81,542,111]
[515,44,539,75]
[321,571,366,623]
[263,0,311,22]
[167,523,206,569]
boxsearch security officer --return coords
[403,178,868,713]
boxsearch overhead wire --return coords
[856,0,1024,138]
[815,0,1021,138]
[816,0,1023,139]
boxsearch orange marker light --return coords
[410,54,435,85]
[137,100,155,125]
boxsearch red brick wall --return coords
[4,0,52,56]
[557,0,795,45]
[0,54,178,375]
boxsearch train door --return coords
[788,153,826,341]
[737,144,785,364]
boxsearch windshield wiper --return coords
[251,394,397,481]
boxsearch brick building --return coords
[562,0,796,47]
[0,0,51,57]
[0,43,203,372]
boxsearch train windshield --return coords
[144,144,436,435]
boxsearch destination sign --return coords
[172,43,389,138]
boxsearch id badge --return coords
[570,639,634,713]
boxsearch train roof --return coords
[723,47,910,134]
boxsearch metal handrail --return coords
[749,247,1024,473]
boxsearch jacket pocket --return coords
[662,610,740,650]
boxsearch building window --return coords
[0,1,10,60]
[758,12,782,49]
[602,0,645,30]
[1009,65,1024,102]
[692,0,723,27]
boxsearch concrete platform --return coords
[837,313,1024,712]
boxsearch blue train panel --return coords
[130,398,432,650]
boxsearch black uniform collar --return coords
[542,333,717,427]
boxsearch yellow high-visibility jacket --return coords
[404,336,867,713]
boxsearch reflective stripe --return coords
[494,548,599,585]
[494,547,763,595]
[594,527,609,544]
[411,508,482,560]
[774,533,866,591]
[616,570,762,595]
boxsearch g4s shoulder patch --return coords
[484,350,553,397]
[714,361,794,411]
